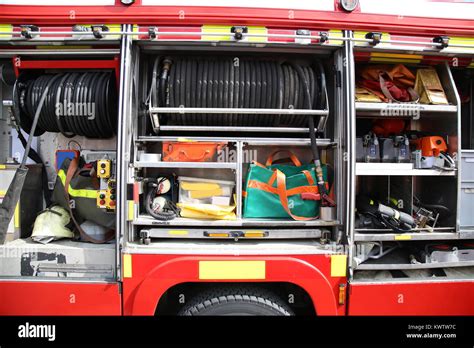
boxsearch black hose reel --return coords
[13,71,118,139]
[151,56,328,128]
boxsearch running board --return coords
[139,228,327,243]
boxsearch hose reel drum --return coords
[13,71,118,139]
[149,55,329,129]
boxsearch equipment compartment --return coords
[128,39,346,242]
[350,46,463,283]
[0,45,121,281]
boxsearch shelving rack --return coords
[127,38,348,243]
[349,38,469,275]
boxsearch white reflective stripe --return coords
[142,0,334,11]
[0,0,114,5]
[360,0,474,20]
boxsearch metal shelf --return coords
[355,163,456,176]
[134,161,237,169]
[158,126,312,133]
[136,136,336,147]
[134,215,339,227]
[355,102,457,114]
[140,227,325,240]
[356,261,474,271]
[354,230,461,242]
[124,240,338,256]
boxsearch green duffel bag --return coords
[243,150,328,220]
[52,157,115,243]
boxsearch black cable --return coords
[289,61,331,205]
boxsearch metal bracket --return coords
[148,26,157,40]
[20,25,39,39]
[319,31,329,43]
[365,32,382,46]
[91,25,109,39]
[433,35,450,49]
[296,29,310,35]
[295,29,311,45]
[320,229,331,244]
[231,26,248,41]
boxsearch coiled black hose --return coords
[14,72,117,138]
[153,56,325,127]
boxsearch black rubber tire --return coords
[178,285,293,316]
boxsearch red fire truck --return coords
[0,0,473,316]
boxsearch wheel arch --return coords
[124,255,343,315]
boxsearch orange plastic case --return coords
[162,142,226,162]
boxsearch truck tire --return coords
[178,285,293,316]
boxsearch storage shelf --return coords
[356,163,456,176]
[134,161,237,169]
[159,126,311,133]
[354,230,462,242]
[355,102,457,114]
[136,136,336,147]
[134,215,339,227]
[140,227,324,240]
[356,261,474,271]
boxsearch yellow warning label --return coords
[331,255,347,277]
[202,25,267,43]
[123,254,132,278]
[14,204,19,228]
[199,260,266,280]
[0,24,12,39]
[370,52,423,64]
[395,235,412,241]
[127,200,134,221]
[168,230,189,236]
[328,30,344,46]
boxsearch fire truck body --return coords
[0,0,473,316]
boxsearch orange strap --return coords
[265,150,302,167]
[275,169,318,221]
[248,180,320,196]
[302,170,315,185]
[252,161,267,169]
[268,171,277,186]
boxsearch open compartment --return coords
[140,51,331,135]
[353,52,460,241]
[129,39,345,242]
[353,240,474,273]
[350,49,464,285]
[0,51,120,280]
[354,61,458,112]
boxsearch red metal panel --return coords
[0,281,121,315]
[15,59,120,72]
[348,281,474,315]
[0,5,474,36]
[13,57,121,89]
[122,253,346,316]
